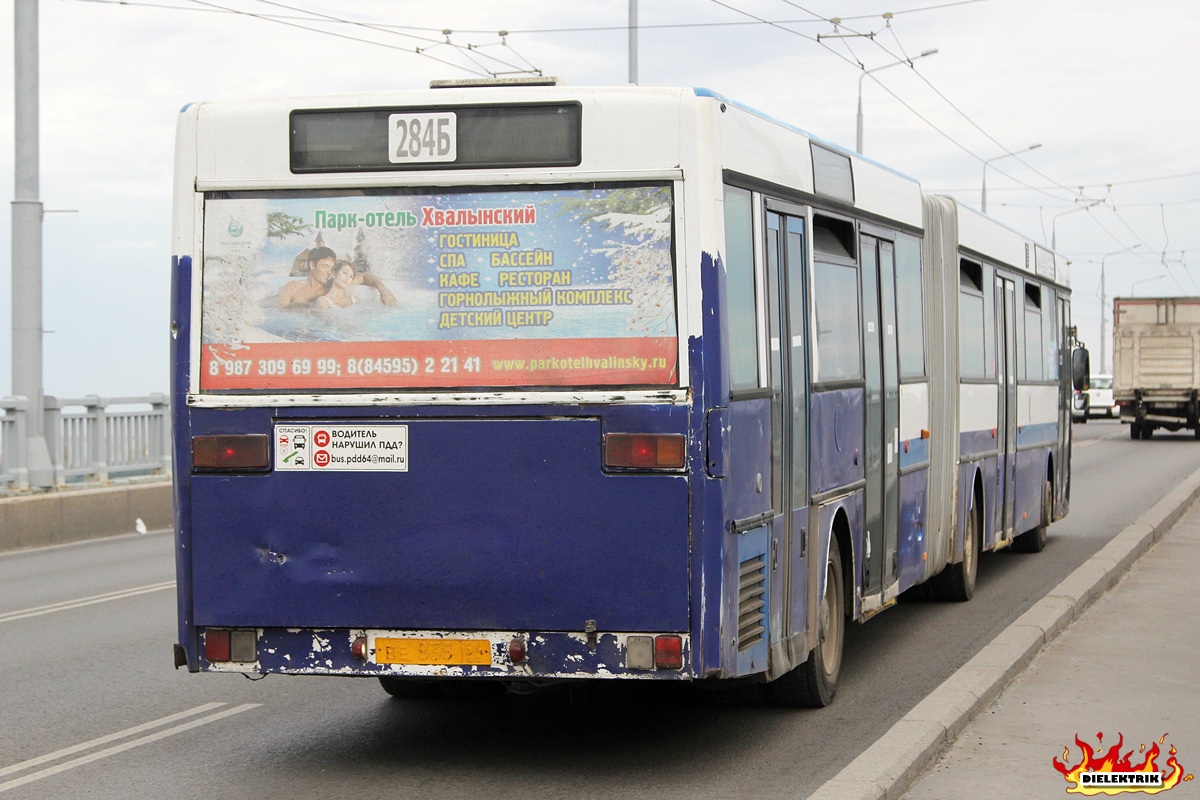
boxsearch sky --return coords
[1,0,1198,397]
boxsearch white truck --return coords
[1113,296,1200,439]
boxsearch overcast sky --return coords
[1,0,1197,397]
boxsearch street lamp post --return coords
[856,48,937,155]
[981,143,1041,213]
[1049,200,1102,250]
[1130,275,1167,296]
[12,0,54,488]
[628,0,638,84]
[1099,245,1141,374]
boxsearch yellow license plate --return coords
[374,637,493,666]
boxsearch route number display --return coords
[388,112,457,163]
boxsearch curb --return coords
[808,463,1200,800]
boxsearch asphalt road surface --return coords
[1,420,1196,799]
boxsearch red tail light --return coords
[192,435,270,471]
[604,433,686,470]
[204,629,231,662]
[508,637,527,665]
[351,636,368,660]
[203,628,257,662]
[654,635,683,669]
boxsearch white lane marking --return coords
[0,581,175,624]
[0,703,225,778]
[1074,429,1127,448]
[0,704,261,793]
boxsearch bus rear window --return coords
[198,184,677,392]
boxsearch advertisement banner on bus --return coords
[198,185,677,391]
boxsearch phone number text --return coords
[207,356,483,378]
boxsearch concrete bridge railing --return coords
[0,394,172,492]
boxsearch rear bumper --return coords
[190,626,694,680]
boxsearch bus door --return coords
[1056,295,1071,514]
[996,276,1019,539]
[765,206,810,655]
[860,234,900,597]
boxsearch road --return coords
[1,420,1196,799]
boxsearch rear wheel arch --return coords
[832,507,853,621]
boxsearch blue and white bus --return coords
[171,80,1087,706]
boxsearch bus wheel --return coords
[1141,425,1154,440]
[767,537,844,708]
[934,496,978,602]
[378,676,442,699]
[1013,478,1050,553]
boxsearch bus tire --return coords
[934,495,978,602]
[1013,478,1050,553]
[378,676,442,699]
[767,537,844,708]
[1141,425,1153,440]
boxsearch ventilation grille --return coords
[737,554,767,651]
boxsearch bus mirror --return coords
[1072,348,1091,391]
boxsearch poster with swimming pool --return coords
[198,185,678,391]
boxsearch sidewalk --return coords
[903,497,1200,798]
[811,465,1200,800]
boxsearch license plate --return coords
[374,637,492,666]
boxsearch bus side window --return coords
[813,261,862,382]
[724,186,759,390]
[1024,282,1044,381]
[959,261,986,379]
[1043,289,1059,380]
[894,233,925,378]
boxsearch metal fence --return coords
[0,394,171,491]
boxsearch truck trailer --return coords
[1113,296,1200,439]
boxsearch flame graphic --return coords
[1054,733,1194,795]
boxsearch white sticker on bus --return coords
[274,425,408,472]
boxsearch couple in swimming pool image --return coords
[275,246,396,311]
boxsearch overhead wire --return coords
[232,0,542,76]
[702,0,1022,182]
[809,5,1198,262]
[830,9,1083,204]
[178,0,486,75]
[721,0,1081,207]
[1090,187,1200,292]
[739,0,1197,273]
[76,0,1193,261]
[73,0,542,77]
[930,168,1200,194]
[242,0,543,76]
[785,5,1196,279]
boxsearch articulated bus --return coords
[171,80,1088,706]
